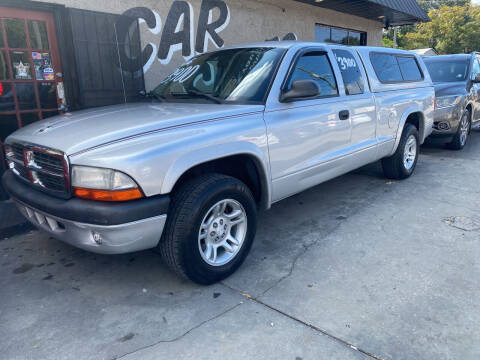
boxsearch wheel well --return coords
[466,103,473,118]
[171,155,268,209]
[405,112,424,140]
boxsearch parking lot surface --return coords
[2,132,480,360]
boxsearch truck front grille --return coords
[6,142,70,198]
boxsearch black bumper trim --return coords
[2,170,170,226]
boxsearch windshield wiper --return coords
[171,90,224,104]
[141,91,165,102]
[149,91,166,102]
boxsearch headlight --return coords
[71,166,143,202]
[436,95,461,109]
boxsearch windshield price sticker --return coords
[162,65,200,84]
[336,55,357,70]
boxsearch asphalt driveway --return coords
[2,132,480,360]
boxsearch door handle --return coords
[339,110,350,120]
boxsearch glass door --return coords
[0,7,63,144]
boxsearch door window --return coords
[286,51,338,98]
[472,57,480,77]
[332,49,365,95]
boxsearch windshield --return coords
[152,47,285,105]
[425,59,469,82]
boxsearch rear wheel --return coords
[382,124,419,180]
[159,173,257,285]
[447,109,470,150]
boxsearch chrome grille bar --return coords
[5,142,70,198]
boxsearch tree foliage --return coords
[417,0,469,10]
[383,0,480,54]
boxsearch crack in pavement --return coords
[219,283,385,360]
[218,181,390,360]
[110,159,466,360]
[112,303,242,360]
[255,180,382,299]
[251,296,385,360]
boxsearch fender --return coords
[161,141,272,209]
[390,106,424,155]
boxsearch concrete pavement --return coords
[1,132,480,360]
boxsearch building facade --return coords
[0,0,428,198]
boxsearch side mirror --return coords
[474,74,480,83]
[280,80,321,103]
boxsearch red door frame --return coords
[0,7,63,170]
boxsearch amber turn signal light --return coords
[73,187,143,202]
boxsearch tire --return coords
[382,124,419,180]
[159,173,257,285]
[447,109,471,150]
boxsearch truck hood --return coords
[433,81,468,97]
[6,102,264,155]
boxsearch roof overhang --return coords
[295,0,430,27]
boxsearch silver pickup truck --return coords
[3,42,434,284]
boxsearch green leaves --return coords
[387,2,480,54]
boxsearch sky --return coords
[473,0,480,5]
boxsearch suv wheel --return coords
[447,109,471,150]
[382,124,419,180]
[159,173,257,285]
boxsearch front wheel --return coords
[382,124,419,180]
[447,109,470,150]
[159,173,257,285]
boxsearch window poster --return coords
[33,52,54,80]
[14,60,31,80]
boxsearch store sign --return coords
[117,0,230,73]
[117,0,298,75]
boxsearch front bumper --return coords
[2,170,170,254]
[430,105,463,138]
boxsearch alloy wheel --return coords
[403,135,417,171]
[198,199,247,266]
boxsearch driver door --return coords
[264,47,352,202]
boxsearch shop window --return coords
[315,24,367,46]
[0,114,18,141]
[42,110,58,119]
[0,51,9,80]
[38,82,57,108]
[5,18,27,48]
[28,21,49,50]
[331,28,348,45]
[14,82,36,109]
[315,25,330,43]
[0,82,15,111]
[10,51,32,79]
[20,112,40,126]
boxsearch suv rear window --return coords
[370,53,423,83]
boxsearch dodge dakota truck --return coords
[2,42,434,284]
